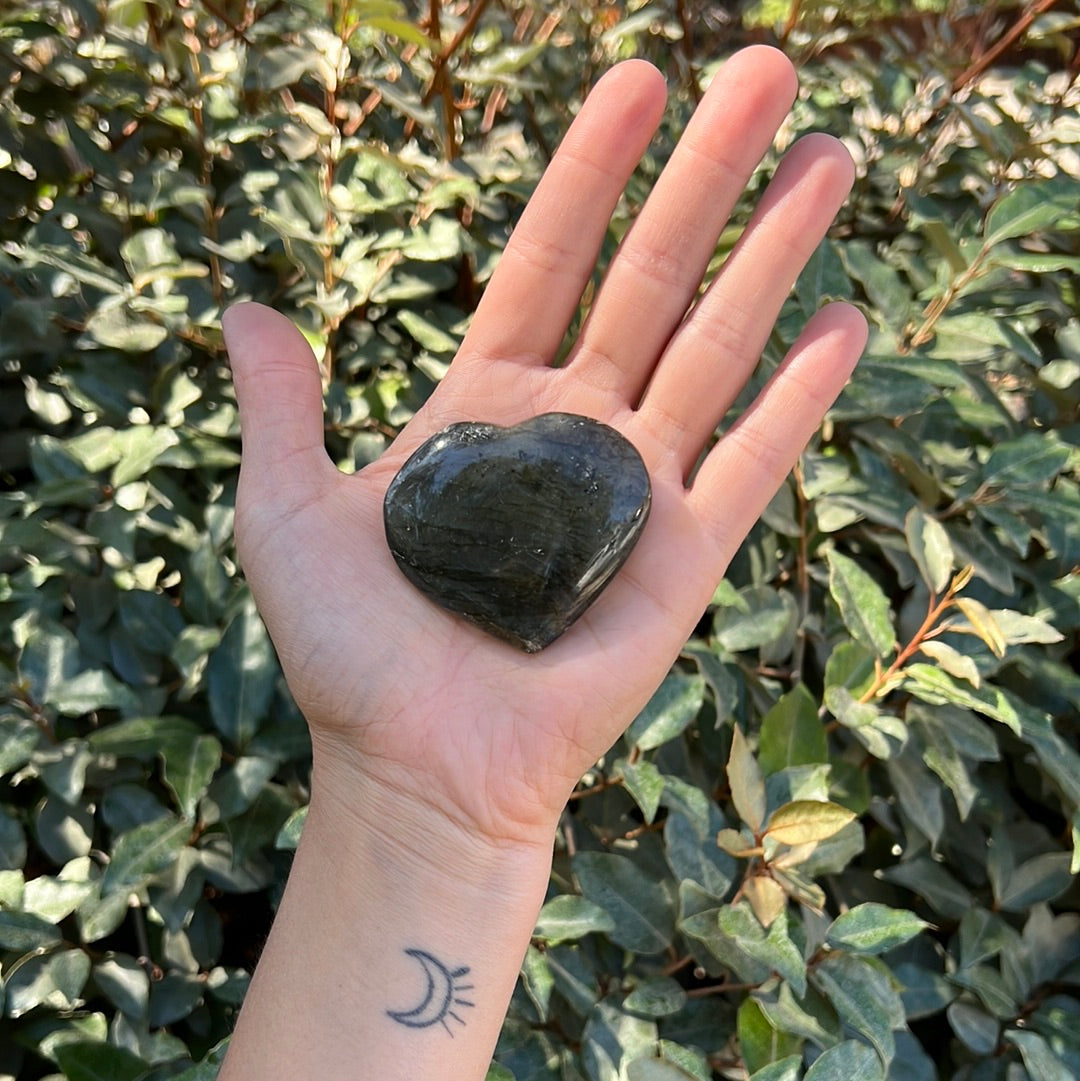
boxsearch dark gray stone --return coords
[383,413,652,652]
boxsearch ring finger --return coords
[634,132,856,477]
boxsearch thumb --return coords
[223,302,332,495]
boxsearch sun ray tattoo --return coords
[386,948,475,1036]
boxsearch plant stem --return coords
[792,460,811,682]
[907,243,991,349]
[674,0,702,102]
[858,584,958,703]
[951,0,1061,94]
[781,0,803,46]
[426,0,463,162]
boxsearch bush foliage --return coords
[2,1,1079,1079]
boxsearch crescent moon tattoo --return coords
[386,948,475,1036]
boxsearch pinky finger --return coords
[688,302,867,553]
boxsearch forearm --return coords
[219,758,554,1081]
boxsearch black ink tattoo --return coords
[386,948,475,1036]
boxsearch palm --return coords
[225,48,866,844]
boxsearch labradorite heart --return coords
[383,413,652,652]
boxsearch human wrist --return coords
[305,737,558,903]
[220,732,555,1081]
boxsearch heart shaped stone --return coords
[383,413,651,652]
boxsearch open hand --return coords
[222,46,867,852]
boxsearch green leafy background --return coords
[1,1,1078,1079]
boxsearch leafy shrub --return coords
[1,2,1078,1079]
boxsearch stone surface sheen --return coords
[383,413,652,652]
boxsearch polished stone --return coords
[383,413,652,652]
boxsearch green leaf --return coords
[982,433,1072,490]
[1005,1029,1076,1081]
[363,17,439,50]
[665,808,735,899]
[76,891,131,944]
[0,870,23,907]
[825,903,928,955]
[581,1000,658,1081]
[994,852,1074,912]
[713,586,797,654]
[881,857,974,920]
[87,716,201,759]
[717,905,808,997]
[957,907,1014,969]
[738,996,803,1076]
[84,300,168,351]
[534,895,616,944]
[989,610,1064,645]
[207,593,278,748]
[759,684,827,775]
[886,749,944,847]
[680,907,771,987]
[119,223,173,268]
[749,1057,801,1081]
[573,852,675,955]
[51,668,142,716]
[947,1001,999,1054]
[23,873,95,923]
[0,909,63,951]
[812,952,905,1063]
[149,969,205,1026]
[17,617,79,709]
[989,252,1080,273]
[207,755,279,819]
[626,1058,702,1081]
[650,1042,711,1081]
[626,672,705,752]
[904,508,953,594]
[0,715,43,776]
[93,954,150,1020]
[824,640,876,698]
[797,238,852,315]
[952,962,1018,1018]
[275,805,309,851]
[21,246,124,295]
[101,815,191,896]
[167,1039,231,1081]
[984,180,1078,246]
[397,309,460,354]
[162,733,223,820]
[893,962,956,1022]
[5,948,91,1017]
[918,728,979,821]
[917,640,981,690]
[623,977,687,1018]
[841,240,913,331]
[803,1040,883,1081]
[618,759,665,824]
[108,425,180,487]
[520,944,553,1021]
[728,723,767,833]
[764,801,856,846]
[903,665,1027,735]
[54,1040,148,1081]
[755,980,843,1050]
[826,549,894,656]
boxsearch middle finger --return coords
[563,46,798,401]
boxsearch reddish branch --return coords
[951,0,1061,94]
